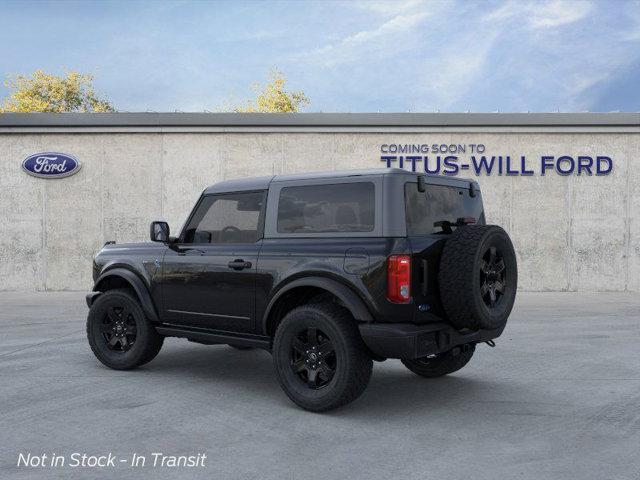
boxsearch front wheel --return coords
[86,289,164,370]
[272,304,373,412]
[402,344,475,378]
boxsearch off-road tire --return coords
[439,225,517,330]
[272,303,373,412]
[402,344,475,378]
[87,289,164,370]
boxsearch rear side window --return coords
[277,183,375,233]
[405,183,484,235]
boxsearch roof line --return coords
[0,112,639,128]
[202,168,474,194]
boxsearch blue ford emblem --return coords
[21,152,81,179]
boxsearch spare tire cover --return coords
[438,225,517,330]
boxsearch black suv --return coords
[86,168,517,411]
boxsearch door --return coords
[161,191,266,333]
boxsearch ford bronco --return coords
[86,168,517,411]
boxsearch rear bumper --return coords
[359,322,505,360]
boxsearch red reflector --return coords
[387,255,411,303]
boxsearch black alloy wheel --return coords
[480,246,506,308]
[290,327,336,389]
[87,289,164,370]
[272,303,372,411]
[101,305,137,352]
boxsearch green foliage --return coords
[234,70,309,113]
[1,70,114,113]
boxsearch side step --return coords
[155,325,271,350]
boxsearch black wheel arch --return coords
[90,268,160,323]
[262,276,374,337]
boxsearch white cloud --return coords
[292,0,638,112]
[351,0,431,16]
[530,0,592,28]
[477,0,639,111]
[484,0,592,29]
[417,28,500,110]
[301,11,430,66]
[620,0,640,41]
[483,1,523,22]
[331,13,426,46]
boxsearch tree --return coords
[234,70,309,113]
[1,70,114,113]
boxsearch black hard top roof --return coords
[203,168,474,194]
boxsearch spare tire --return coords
[438,225,517,331]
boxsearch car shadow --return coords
[136,341,517,416]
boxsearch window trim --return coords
[178,189,268,246]
[264,177,383,238]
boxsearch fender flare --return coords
[91,268,160,323]
[262,276,373,334]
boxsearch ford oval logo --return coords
[21,152,81,179]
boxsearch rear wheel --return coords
[86,289,164,370]
[402,344,475,378]
[272,303,373,412]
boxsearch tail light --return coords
[387,255,411,303]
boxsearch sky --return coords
[0,0,639,112]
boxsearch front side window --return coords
[183,191,265,244]
[405,182,484,235]
[277,182,375,234]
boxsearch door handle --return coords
[228,259,252,270]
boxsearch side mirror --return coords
[150,221,170,243]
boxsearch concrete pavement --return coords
[1,291,639,479]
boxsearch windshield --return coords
[404,182,484,235]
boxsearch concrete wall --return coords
[0,130,638,291]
